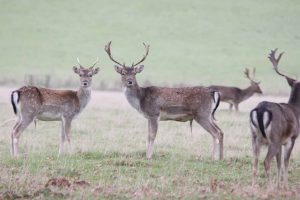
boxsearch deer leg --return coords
[11,118,33,156]
[146,117,158,159]
[194,116,223,160]
[59,119,66,155]
[282,138,295,189]
[229,103,233,111]
[252,136,261,186]
[62,117,73,154]
[275,146,282,189]
[234,103,239,112]
[264,143,280,185]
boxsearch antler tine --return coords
[131,43,150,67]
[253,68,256,78]
[244,68,251,80]
[91,57,99,68]
[77,57,83,67]
[104,41,124,67]
[268,48,288,78]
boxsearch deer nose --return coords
[128,81,133,85]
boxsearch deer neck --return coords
[123,83,143,112]
[77,87,91,111]
[288,86,300,116]
[240,86,256,101]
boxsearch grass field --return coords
[1,97,300,199]
[1,0,300,93]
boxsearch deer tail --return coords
[211,91,220,121]
[250,108,272,138]
[11,90,20,115]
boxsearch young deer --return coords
[10,58,100,156]
[250,49,299,188]
[209,68,262,111]
[105,41,224,160]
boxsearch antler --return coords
[244,67,259,83]
[105,41,124,67]
[77,57,83,67]
[268,48,290,78]
[91,57,99,68]
[131,43,150,67]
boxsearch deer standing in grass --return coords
[10,58,99,156]
[209,68,262,111]
[250,49,299,188]
[105,41,224,160]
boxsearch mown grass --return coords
[1,102,300,199]
[0,1,300,94]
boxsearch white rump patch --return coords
[13,92,19,104]
[251,110,258,127]
[263,111,270,127]
[213,91,219,103]
[215,139,219,144]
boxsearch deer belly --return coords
[159,111,192,122]
[37,111,61,121]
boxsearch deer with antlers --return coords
[209,68,262,111]
[105,41,224,160]
[250,49,299,188]
[10,58,99,156]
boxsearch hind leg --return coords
[194,116,223,160]
[282,138,296,189]
[264,143,280,185]
[251,135,261,186]
[275,147,282,188]
[11,118,33,156]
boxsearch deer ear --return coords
[135,65,144,73]
[114,65,123,74]
[73,66,79,74]
[93,67,100,75]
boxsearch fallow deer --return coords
[250,49,299,188]
[10,58,100,156]
[105,41,224,160]
[209,68,262,111]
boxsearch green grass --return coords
[1,103,300,199]
[0,0,300,93]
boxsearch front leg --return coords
[146,117,158,159]
[60,117,73,155]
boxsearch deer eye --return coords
[88,75,92,77]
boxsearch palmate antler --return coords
[105,41,150,68]
[268,48,292,79]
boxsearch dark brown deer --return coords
[209,68,262,111]
[105,41,224,160]
[250,49,299,188]
[10,58,100,156]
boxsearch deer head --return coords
[244,68,262,94]
[105,41,150,87]
[73,58,100,88]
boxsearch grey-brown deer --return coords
[105,41,224,160]
[209,68,262,111]
[10,58,100,156]
[250,49,299,188]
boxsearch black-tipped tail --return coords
[250,108,272,138]
[211,91,220,120]
[11,91,20,115]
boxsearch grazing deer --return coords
[10,58,100,156]
[105,41,224,160]
[250,49,299,188]
[209,68,262,111]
